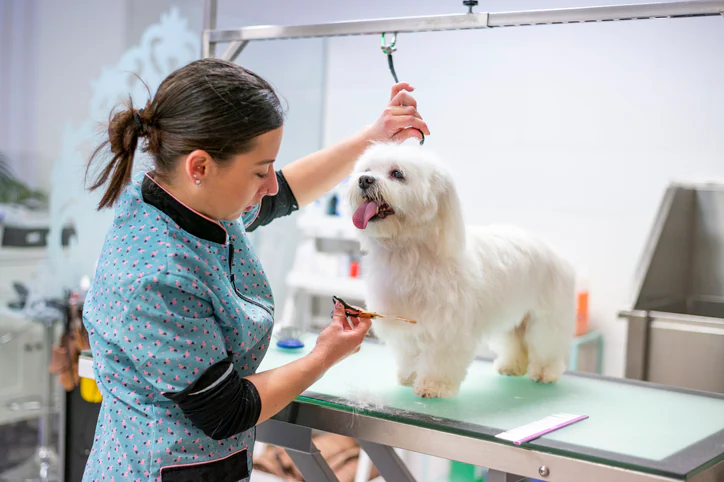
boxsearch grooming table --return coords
[256,333,724,482]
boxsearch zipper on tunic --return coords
[228,243,273,317]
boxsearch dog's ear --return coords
[435,171,466,257]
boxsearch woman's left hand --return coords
[364,82,430,143]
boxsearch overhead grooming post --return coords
[203,2,723,50]
[221,41,249,62]
[201,0,218,58]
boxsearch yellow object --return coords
[80,377,103,403]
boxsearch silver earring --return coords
[195,179,201,188]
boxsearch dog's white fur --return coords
[346,142,576,398]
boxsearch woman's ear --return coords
[184,150,213,182]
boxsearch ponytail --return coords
[86,96,152,210]
[86,59,284,211]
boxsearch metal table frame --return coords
[201,0,724,61]
[73,349,724,481]
[73,342,724,481]
[256,395,724,482]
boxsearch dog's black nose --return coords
[358,175,376,190]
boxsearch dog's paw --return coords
[397,370,417,387]
[528,362,564,384]
[412,378,459,398]
[494,357,528,377]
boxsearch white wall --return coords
[319,0,724,377]
[0,0,40,187]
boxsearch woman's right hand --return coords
[249,301,371,425]
[312,301,372,368]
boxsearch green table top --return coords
[259,333,724,479]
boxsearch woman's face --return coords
[184,127,284,221]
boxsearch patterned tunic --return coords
[82,170,291,482]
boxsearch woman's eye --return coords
[256,173,269,179]
[390,170,404,180]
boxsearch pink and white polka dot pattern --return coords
[82,172,274,482]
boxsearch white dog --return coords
[346,142,576,399]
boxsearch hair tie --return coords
[133,110,144,132]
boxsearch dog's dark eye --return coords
[390,169,405,180]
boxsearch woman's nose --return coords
[265,169,279,196]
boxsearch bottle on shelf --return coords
[575,268,589,337]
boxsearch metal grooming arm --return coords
[202,0,724,61]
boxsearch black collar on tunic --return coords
[141,173,227,245]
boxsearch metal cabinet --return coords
[0,316,45,425]
[619,182,724,394]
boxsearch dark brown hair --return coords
[86,58,284,210]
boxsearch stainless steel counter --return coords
[619,181,724,394]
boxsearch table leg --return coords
[256,420,340,482]
[358,441,416,482]
[596,333,604,374]
[286,449,340,482]
[569,339,580,371]
[487,469,525,482]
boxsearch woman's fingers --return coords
[385,105,422,120]
[332,303,350,327]
[389,82,414,102]
[386,115,430,137]
[347,315,361,329]
[364,84,429,143]
[389,90,417,109]
[333,302,365,331]
[356,315,372,335]
[392,128,425,143]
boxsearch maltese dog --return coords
[345,142,576,398]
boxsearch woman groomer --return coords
[81,58,429,482]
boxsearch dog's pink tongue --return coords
[352,201,379,230]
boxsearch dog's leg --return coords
[524,261,576,383]
[391,340,420,387]
[489,314,529,377]
[525,311,571,384]
[412,337,477,398]
[373,322,420,386]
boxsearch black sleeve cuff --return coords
[246,170,299,232]
[163,356,262,440]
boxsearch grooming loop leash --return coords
[381,32,425,145]
[381,32,399,83]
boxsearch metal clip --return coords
[463,0,479,14]
[381,32,397,55]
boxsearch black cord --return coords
[387,53,399,83]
